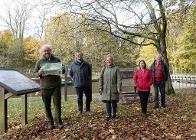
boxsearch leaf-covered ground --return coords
[0,88,195,140]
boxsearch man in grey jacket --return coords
[69,52,92,114]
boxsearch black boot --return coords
[112,114,116,118]
[56,123,64,129]
[106,116,112,121]
[47,122,54,130]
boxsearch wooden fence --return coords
[171,75,196,84]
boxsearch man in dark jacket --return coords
[151,54,168,108]
[34,44,65,130]
[69,52,92,114]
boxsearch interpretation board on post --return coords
[0,69,41,134]
[0,69,40,95]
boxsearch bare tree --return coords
[2,1,34,40]
[53,0,188,94]
[34,8,49,40]
[0,0,35,66]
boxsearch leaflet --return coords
[41,62,62,76]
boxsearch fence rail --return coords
[171,75,196,84]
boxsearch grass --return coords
[7,95,78,126]
[7,94,103,126]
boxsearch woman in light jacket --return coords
[133,60,153,116]
[99,54,122,121]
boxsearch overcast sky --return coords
[0,0,152,38]
[0,0,63,38]
[0,0,38,29]
[0,0,138,34]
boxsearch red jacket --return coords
[133,69,153,92]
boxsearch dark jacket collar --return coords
[42,54,54,61]
[74,60,85,65]
[153,60,163,65]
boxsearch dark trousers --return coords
[138,91,150,114]
[75,86,92,112]
[153,81,166,107]
[42,86,62,124]
[105,100,118,117]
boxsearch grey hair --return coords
[42,44,51,51]
[106,54,113,60]
[155,54,162,60]
[75,51,83,55]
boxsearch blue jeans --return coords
[153,81,166,107]
[75,86,92,112]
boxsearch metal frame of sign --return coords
[0,68,41,134]
[0,68,40,95]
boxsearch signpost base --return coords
[0,87,8,134]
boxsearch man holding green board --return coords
[34,44,65,130]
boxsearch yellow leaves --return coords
[0,30,13,43]
[136,45,157,67]
[135,107,140,111]
[159,122,167,129]
[111,134,117,140]
[176,135,182,139]
[109,128,115,134]
[23,37,41,62]
[181,115,188,121]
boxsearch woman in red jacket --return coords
[133,60,153,116]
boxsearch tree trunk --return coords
[158,37,175,94]
[166,74,175,94]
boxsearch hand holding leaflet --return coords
[41,63,63,76]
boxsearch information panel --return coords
[0,69,40,95]
[40,62,62,76]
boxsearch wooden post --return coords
[0,87,8,134]
[64,69,67,101]
[64,82,67,101]
[21,94,28,125]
